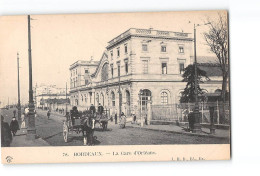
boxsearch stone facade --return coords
[69,28,222,118]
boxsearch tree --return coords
[180,64,209,103]
[204,13,229,124]
[204,13,229,103]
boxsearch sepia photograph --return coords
[0,10,230,164]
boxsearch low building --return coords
[34,84,68,110]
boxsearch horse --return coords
[81,111,96,146]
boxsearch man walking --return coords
[47,110,50,119]
[10,117,20,136]
[1,115,12,147]
[114,113,117,124]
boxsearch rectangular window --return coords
[161,46,166,52]
[110,50,113,59]
[179,46,184,53]
[85,80,89,85]
[124,44,128,54]
[85,70,89,73]
[162,63,167,74]
[142,60,148,74]
[117,47,120,57]
[125,62,128,74]
[111,65,114,78]
[142,44,148,51]
[179,63,185,74]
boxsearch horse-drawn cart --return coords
[62,107,110,145]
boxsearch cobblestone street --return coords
[1,108,229,146]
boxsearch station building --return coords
[69,28,222,121]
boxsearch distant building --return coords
[34,84,68,109]
[69,28,222,121]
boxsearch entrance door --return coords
[139,89,152,119]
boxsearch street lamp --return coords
[190,22,210,133]
[27,15,36,140]
[117,61,122,119]
[17,52,21,123]
[138,89,144,127]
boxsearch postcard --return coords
[0,10,230,164]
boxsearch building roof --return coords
[46,98,68,104]
[107,28,193,49]
[190,56,222,77]
[69,59,99,70]
[91,51,108,77]
[38,93,66,96]
[191,56,219,64]
[198,64,222,77]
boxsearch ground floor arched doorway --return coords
[139,89,152,120]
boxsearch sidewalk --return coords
[10,128,50,147]
[128,123,230,139]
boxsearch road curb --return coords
[129,125,230,140]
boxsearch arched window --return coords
[161,92,168,104]
[139,89,152,110]
[111,91,115,106]
[101,63,109,81]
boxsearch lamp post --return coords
[17,52,21,123]
[65,82,68,113]
[190,22,210,133]
[139,89,144,127]
[117,61,122,119]
[27,15,36,140]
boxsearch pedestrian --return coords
[144,114,148,125]
[133,114,136,124]
[114,113,117,124]
[47,110,50,119]
[21,113,26,130]
[10,117,20,136]
[119,112,126,129]
[110,115,113,122]
[1,115,12,147]
[97,103,104,115]
[13,110,16,117]
[89,104,96,114]
[34,109,37,118]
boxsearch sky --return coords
[0,10,225,106]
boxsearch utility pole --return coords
[192,23,202,133]
[117,61,122,119]
[27,15,36,140]
[35,83,37,109]
[66,82,68,113]
[17,52,21,123]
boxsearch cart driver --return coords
[97,103,104,115]
[89,104,96,115]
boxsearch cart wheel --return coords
[63,122,68,143]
